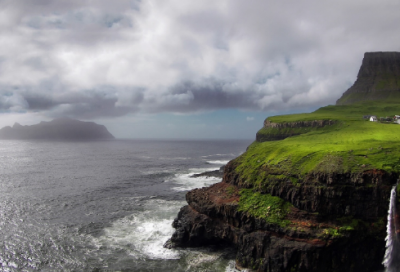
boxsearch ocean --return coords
[0,139,252,272]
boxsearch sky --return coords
[0,0,400,139]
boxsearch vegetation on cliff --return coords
[226,99,400,251]
[224,55,400,270]
[238,189,292,227]
[253,101,400,176]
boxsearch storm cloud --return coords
[1,0,400,119]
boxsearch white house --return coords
[369,116,378,122]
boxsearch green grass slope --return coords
[237,101,400,184]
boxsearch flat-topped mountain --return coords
[0,118,115,140]
[337,51,400,105]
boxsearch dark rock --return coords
[223,161,395,220]
[167,181,386,272]
[190,165,226,178]
[263,120,337,129]
[256,120,336,142]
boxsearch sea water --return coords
[0,139,251,271]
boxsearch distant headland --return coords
[0,118,115,140]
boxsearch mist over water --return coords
[0,139,251,271]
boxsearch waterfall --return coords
[383,186,400,271]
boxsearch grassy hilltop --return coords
[237,101,400,184]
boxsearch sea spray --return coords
[383,186,400,271]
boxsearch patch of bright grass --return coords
[238,189,292,227]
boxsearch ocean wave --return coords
[206,160,229,165]
[167,171,221,192]
[92,199,184,260]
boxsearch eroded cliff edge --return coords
[166,159,392,272]
[256,119,336,142]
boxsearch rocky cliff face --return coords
[167,163,390,271]
[167,128,393,271]
[223,161,395,220]
[256,120,336,142]
[336,52,400,105]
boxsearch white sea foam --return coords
[92,198,238,269]
[158,156,191,161]
[225,260,241,272]
[92,199,184,260]
[169,172,221,191]
[206,160,229,165]
[182,248,237,271]
[201,153,234,158]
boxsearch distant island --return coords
[0,118,115,140]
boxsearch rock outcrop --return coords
[190,166,225,178]
[263,120,336,129]
[256,120,336,142]
[336,52,400,105]
[223,161,395,220]
[167,163,390,271]
[0,118,115,140]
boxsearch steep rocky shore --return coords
[166,160,391,271]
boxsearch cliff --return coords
[0,118,115,140]
[337,52,400,105]
[166,53,400,271]
[166,161,391,271]
[256,119,336,142]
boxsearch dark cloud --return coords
[152,80,258,112]
[49,97,133,119]
[0,0,399,120]
[24,94,57,110]
[0,84,140,119]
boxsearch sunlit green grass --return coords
[236,101,400,183]
[238,189,292,227]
